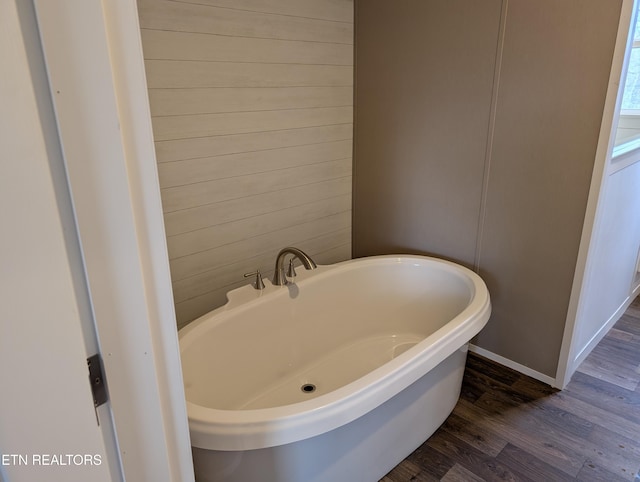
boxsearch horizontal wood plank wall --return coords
[137,0,354,327]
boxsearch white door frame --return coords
[2,1,116,480]
[555,0,636,388]
[32,1,194,480]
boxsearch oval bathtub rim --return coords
[178,255,491,451]
[181,255,479,336]
[181,255,491,449]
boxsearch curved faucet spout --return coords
[272,247,317,286]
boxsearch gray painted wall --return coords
[353,0,503,267]
[354,0,621,377]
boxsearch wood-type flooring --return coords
[382,296,640,481]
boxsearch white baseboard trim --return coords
[633,280,640,300]
[468,344,557,387]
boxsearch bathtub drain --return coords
[301,383,316,393]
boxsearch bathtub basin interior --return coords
[180,257,475,411]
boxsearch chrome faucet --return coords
[272,247,317,285]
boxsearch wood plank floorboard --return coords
[382,298,640,481]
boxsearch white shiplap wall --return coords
[137,0,354,327]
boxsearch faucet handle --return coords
[244,270,266,290]
[286,259,297,279]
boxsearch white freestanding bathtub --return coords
[178,255,491,482]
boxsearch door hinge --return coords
[87,354,108,409]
